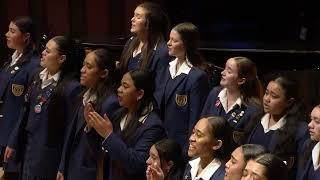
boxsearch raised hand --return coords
[4,146,15,162]
[146,162,165,180]
[88,112,113,138]
[84,103,94,128]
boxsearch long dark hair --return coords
[245,76,307,159]
[205,116,233,161]
[171,22,204,67]
[50,36,84,81]
[270,77,307,157]
[114,69,159,143]
[241,144,267,163]
[254,153,288,180]
[11,16,38,59]
[85,48,118,112]
[46,36,85,145]
[118,2,169,75]
[154,139,185,180]
[232,56,263,107]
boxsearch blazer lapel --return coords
[164,74,187,105]
[301,157,312,180]
[0,64,24,99]
[0,71,10,98]
[147,50,157,70]
[75,104,85,135]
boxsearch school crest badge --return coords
[175,94,187,107]
[12,84,24,96]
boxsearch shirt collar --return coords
[10,50,23,66]
[260,113,286,133]
[218,88,242,113]
[39,68,61,89]
[83,88,97,105]
[169,58,193,78]
[120,103,153,130]
[132,42,158,57]
[312,142,320,170]
[189,157,221,180]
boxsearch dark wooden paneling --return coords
[46,0,70,36]
[7,0,29,19]
[85,0,110,40]
[29,0,48,44]
[69,0,87,38]
[0,0,164,59]
[0,0,8,61]
[109,0,127,38]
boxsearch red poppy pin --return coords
[215,99,221,107]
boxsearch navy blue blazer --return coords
[59,94,119,180]
[102,111,166,180]
[122,37,169,86]
[296,140,320,180]
[154,67,209,151]
[201,86,262,131]
[0,52,39,147]
[247,120,309,179]
[8,79,81,178]
[183,161,225,180]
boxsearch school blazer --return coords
[7,79,81,178]
[183,163,225,180]
[154,67,209,150]
[122,37,170,86]
[296,139,318,180]
[102,111,166,180]
[201,86,262,131]
[247,120,309,179]
[0,52,39,147]
[59,94,119,180]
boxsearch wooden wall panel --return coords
[29,0,47,43]
[46,0,70,36]
[85,0,110,40]
[69,0,87,38]
[0,0,163,59]
[0,0,8,62]
[109,0,127,37]
[6,0,29,19]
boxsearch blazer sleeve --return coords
[296,122,310,164]
[201,87,220,117]
[7,102,28,150]
[152,43,170,81]
[101,118,165,173]
[188,72,209,138]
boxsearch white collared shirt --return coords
[169,58,193,79]
[189,157,221,180]
[82,88,97,105]
[39,68,61,89]
[218,88,242,113]
[83,88,97,132]
[260,113,286,133]
[10,50,23,66]
[312,142,320,170]
[101,105,152,152]
[120,114,148,130]
[132,42,158,57]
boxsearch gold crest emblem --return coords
[12,84,24,96]
[175,94,187,107]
